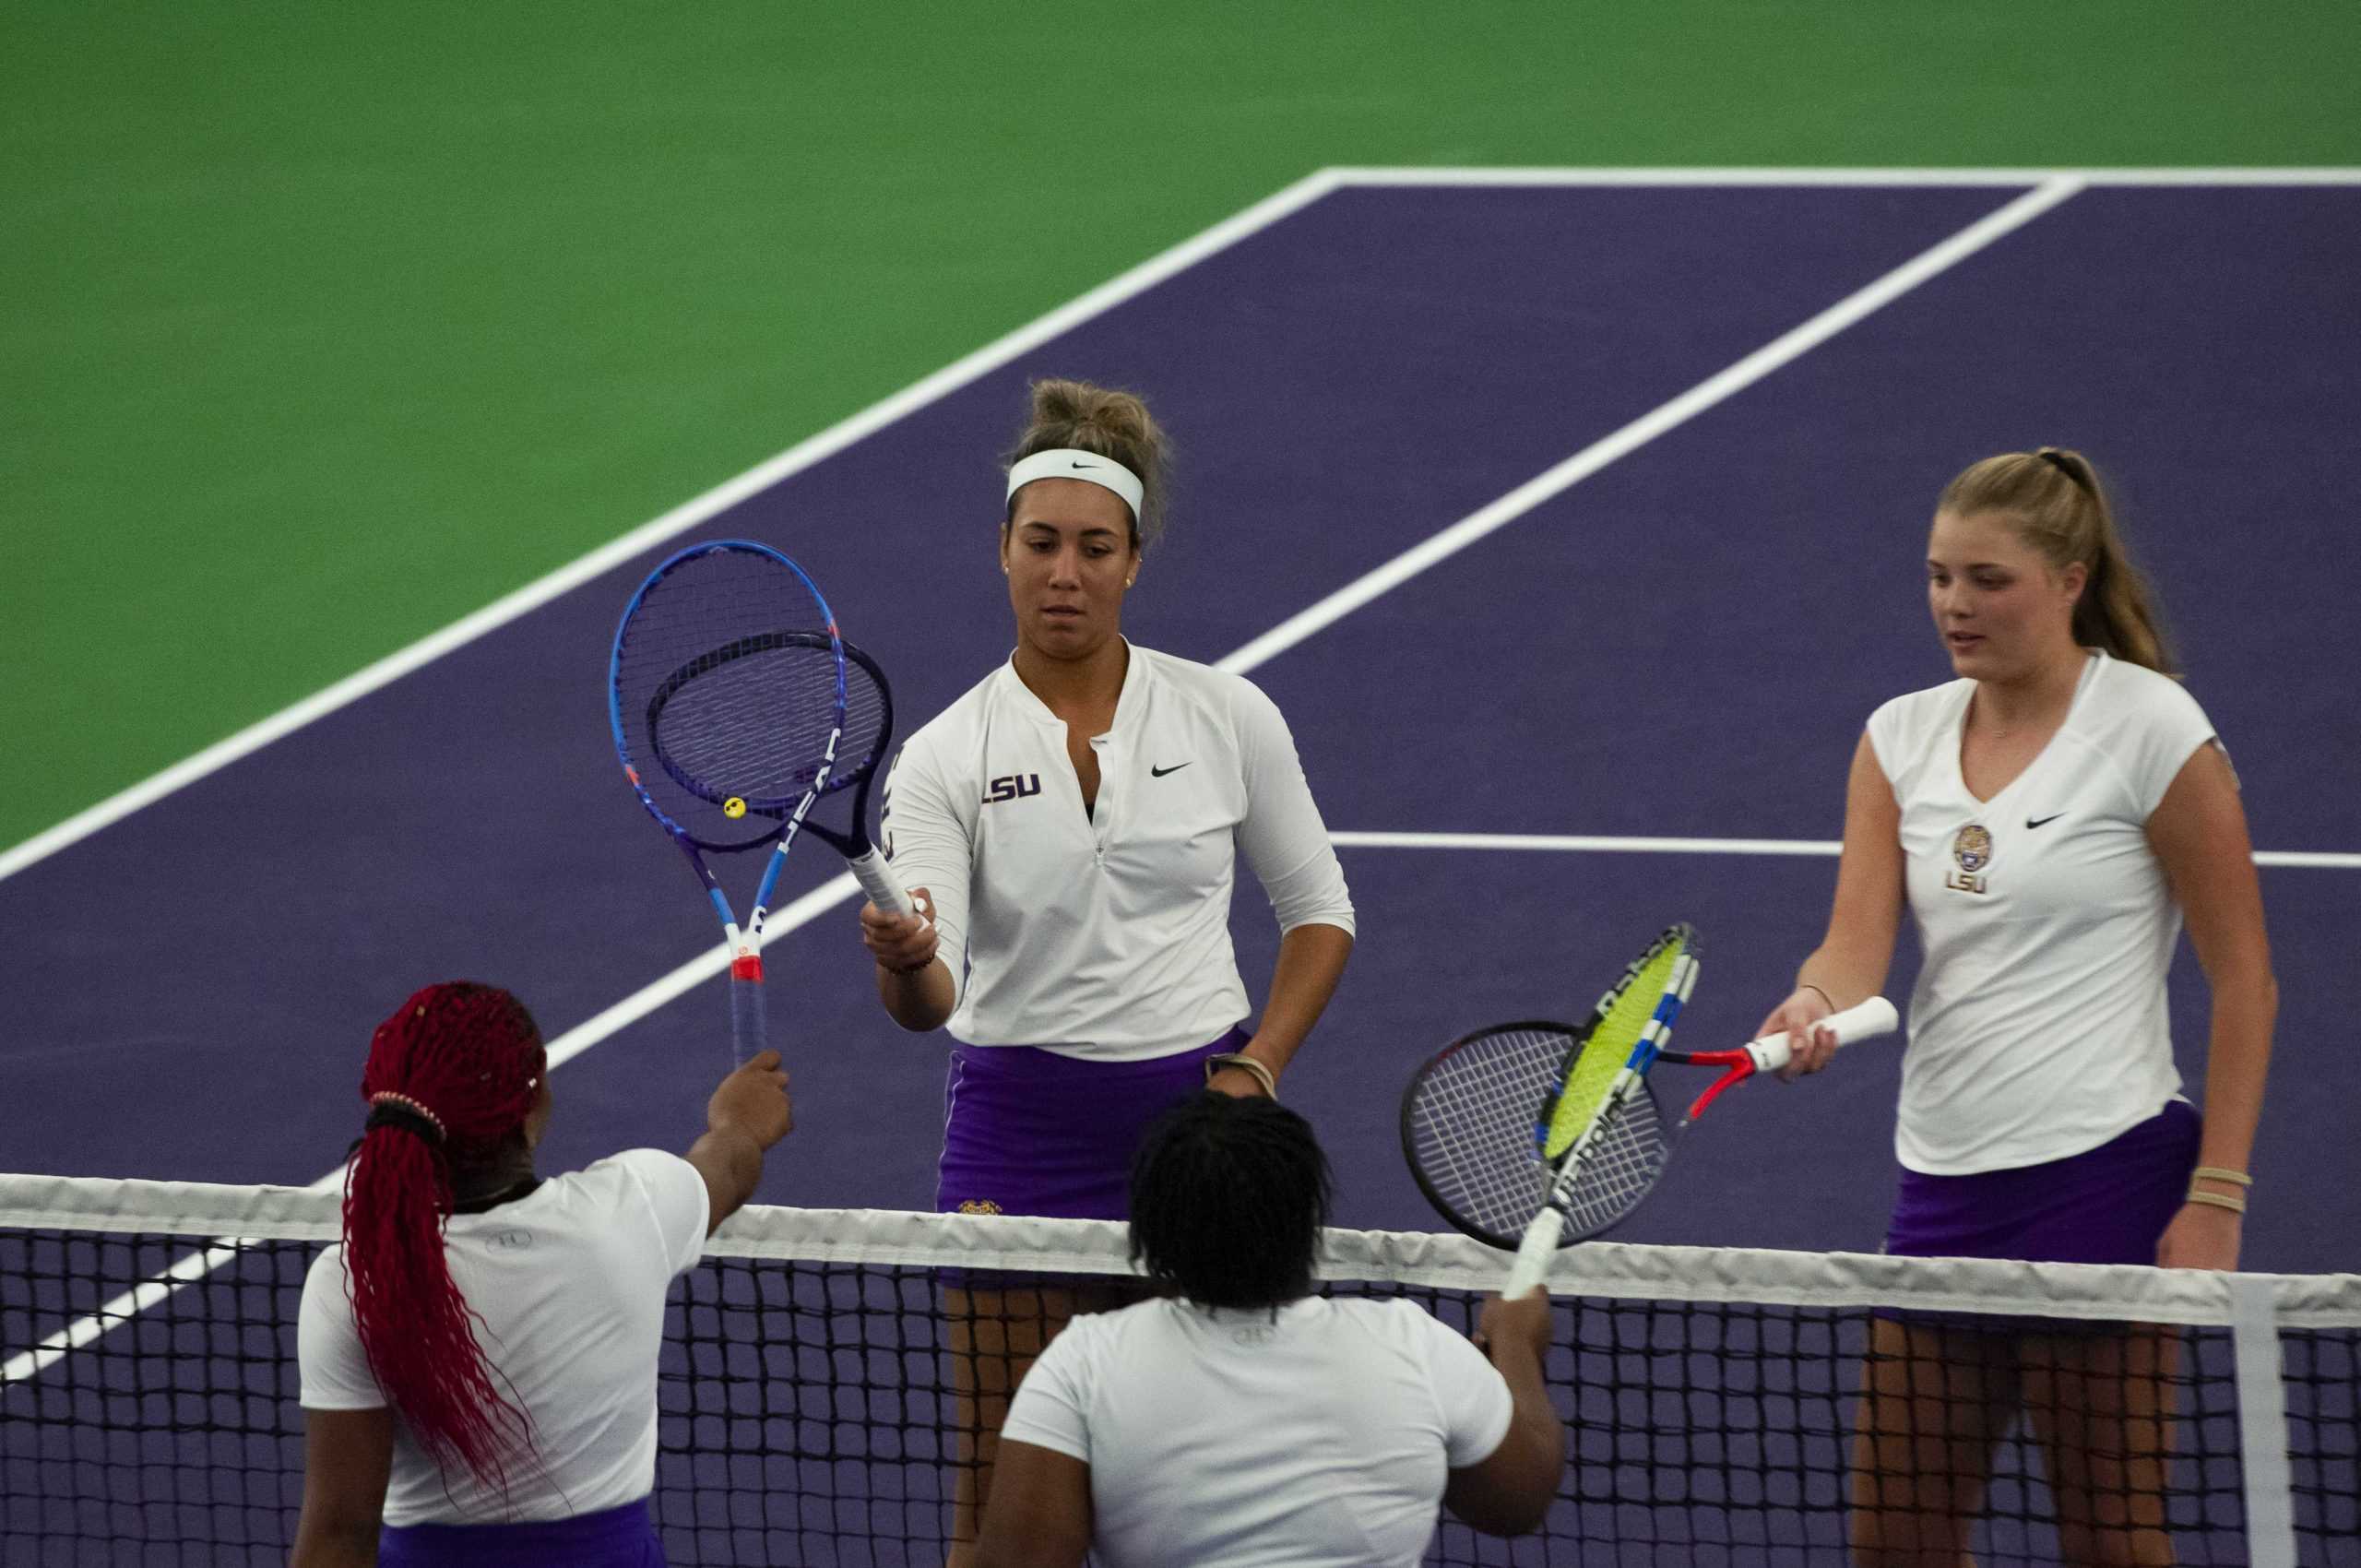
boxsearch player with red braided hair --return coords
[291,982,793,1566]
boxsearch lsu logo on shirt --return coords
[1946,823,1992,895]
[981,773,1041,805]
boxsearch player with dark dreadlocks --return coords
[290,981,792,1566]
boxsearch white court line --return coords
[1218,177,2083,674]
[1337,830,1843,857]
[1330,830,2361,871]
[0,874,856,1384]
[0,170,1347,887]
[7,177,2096,1381]
[1324,166,2361,187]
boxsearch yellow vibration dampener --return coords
[723,797,748,819]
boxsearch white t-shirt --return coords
[297,1148,709,1525]
[1865,650,2218,1174]
[1000,1295,1513,1568]
[881,643,1356,1061]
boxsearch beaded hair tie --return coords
[365,1091,447,1145]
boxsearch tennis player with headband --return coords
[856,377,1356,1558]
[1754,448,2275,1566]
[290,981,794,1567]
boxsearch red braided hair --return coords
[343,981,547,1488]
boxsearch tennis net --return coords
[4,1172,2356,1565]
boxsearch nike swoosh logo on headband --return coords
[1070,460,1098,470]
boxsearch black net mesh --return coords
[5,1191,2357,1566]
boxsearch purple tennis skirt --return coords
[1884,1097,2201,1268]
[378,1498,662,1567]
[937,1024,1248,1221]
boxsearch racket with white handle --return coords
[1658,995,1900,1123]
[1403,932,1897,1298]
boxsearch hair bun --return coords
[1008,378,1170,551]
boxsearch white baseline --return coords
[1323,166,2361,187]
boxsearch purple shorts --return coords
[378,1499,662,1567]
[1884,1098,2201,1267]
[937,1025,1249,1220]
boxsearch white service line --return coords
[1335,830,1840,857]
[1323,165,2361,187]
[1216,177,2083,676]
[0,170,1346,887]
[1329,831,2360,870]
[3,1238,259,1385]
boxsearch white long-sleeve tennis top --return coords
[880,643,1355,1061]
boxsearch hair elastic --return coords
[2037,449,2092,493]
[366,1091,447,1146]
[1005,447,1145,522]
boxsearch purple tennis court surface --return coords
[2,177,2355,1278]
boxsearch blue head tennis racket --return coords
[610,540,915,1063]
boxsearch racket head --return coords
[609,541,847,853]
[1540,922,1700,1160]
[1402,1020,1672,1247]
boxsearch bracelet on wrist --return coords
[1205,1052,1278,1099]
[2191,1166,2253,1188]
[2184,1189,2247,1215]
[1797,982,1835,1011]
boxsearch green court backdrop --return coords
[6,2,2358,850]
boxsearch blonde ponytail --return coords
[1937,447,2176,674]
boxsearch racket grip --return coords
[1746,994,1900,1072]
[846,849,917,921]
[1503,1206,1567,1300]
[728,960,767,1067]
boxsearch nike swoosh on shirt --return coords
[1150,762,1192,778]
[2025,814,2065,829]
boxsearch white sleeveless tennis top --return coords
[1865,650,2217,1174]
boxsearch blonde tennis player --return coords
[1757,448,2275,1567]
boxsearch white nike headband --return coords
[1004,447,1145,523]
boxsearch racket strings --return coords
[1544,934,1690,1159]
[831,653,892,786]
[653,639,844,804]
[1557,1090,1667,1237]
[611,549,845,847]
[1406,1025,1673,1242]
[1406,1027,1573,1238]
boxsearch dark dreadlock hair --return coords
[342,981,546,1488]
[1127,1092,1332,1311]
